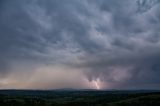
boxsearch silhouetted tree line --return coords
[0,91,160,106]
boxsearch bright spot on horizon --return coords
[93,79,101,90]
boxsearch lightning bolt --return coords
[93,80,100,90]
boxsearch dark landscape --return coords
[0,90,160,106]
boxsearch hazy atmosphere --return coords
[0,0,160,90]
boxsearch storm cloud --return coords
[0,0,160,89]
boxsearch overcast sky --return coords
[0,0,160,89]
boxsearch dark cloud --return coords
[0,0,160,89]
[136,0,160,13]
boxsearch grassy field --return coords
[0,90,159,106]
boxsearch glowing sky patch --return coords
[93,80,100,90]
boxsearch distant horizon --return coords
[0,88,160,91]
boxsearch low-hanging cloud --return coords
[0,0,160,89]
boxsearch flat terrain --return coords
[0,90,160,106]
